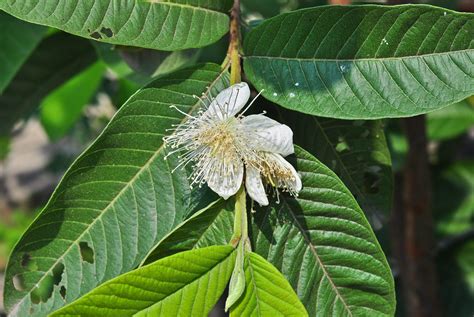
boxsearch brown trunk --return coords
[394,116,441,317]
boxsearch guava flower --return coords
[164,82,301,206]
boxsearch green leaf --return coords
[439,240,474,317]
[0,0,232,51]
[225,242,246,311]
[244,5,474,119]
[251,146,395,316]
[274,107,392,228]
[427,99,474,141]
[0,12,46,93]
[50,246,236,317]
[142,199,234,265]
[4,63,230,316]
[40,62,105,140]
[94,43,200,85]
[0,32,97,135]
[230,252,308,317]
[434,161,474,237]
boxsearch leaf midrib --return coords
[13,69,227,310]
[244,48,473,62]
[280,198,353,316]
[145,1,228,14]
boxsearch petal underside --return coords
[242,114,294,156]
[245,165,269,206]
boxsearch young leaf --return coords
[50,246,236,317]
[0,0,232,51]
[427,99,474,141]
[3,64,230,317]
[230,252,308,317]
[142,199,234,265]
[251,146,395,316]
[244,5,474,119]
[0,12,46,93]
[0,32,97,135]
[274,107,392,229]
[40,62,105,140]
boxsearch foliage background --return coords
[0,0,473,316]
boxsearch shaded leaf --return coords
[40,62,105,140]
[251,146,395,316]
[4,64,230,316]
[273,107,392,228]
[230,252,308,317]
[0,32,97,135]
[434,161,474,237]
[51,246,236,317]
[427,99,474,141]
[0,0,232,51]
[0,12,46,93]
[142,199,234,265]
[244,5,474,119]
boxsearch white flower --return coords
[164,82,302,206]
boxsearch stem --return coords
[392,115,441,317]
[228,0,241,85]
[230,186,248,247]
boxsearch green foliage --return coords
[427,99,474,141]
[143,199,234,265]
[40,62,105,140]
[0,0,232,51]
[0,12,46,93]
[0,32,97,136]
[51,246,236,317]
[3,64,229,317]
[251,147,395,316]
[434,161,474,237]
[244,5,474,119]
[230,252,308,316]
[273,107,392,228]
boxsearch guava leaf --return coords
[0,0,232,51]
[51,246,236,317]
[251,146,396,316]
[4,63,230,316]
[244,5,474,119]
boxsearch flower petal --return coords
[242,114,294,156]
[267,153,302,194]
[205,82,250,120]
[245,165,269,206]
[204,156,244,200]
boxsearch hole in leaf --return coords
[79,242,94,264]
[21,253,38,271]
[13,274,26,291]
[60,286,67,299]
[30,262,64,304]
[90,32,102,40]
[100,27,114,38]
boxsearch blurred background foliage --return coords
[0,0,473,316]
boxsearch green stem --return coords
[230,186,247,247]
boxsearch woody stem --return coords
[228,0,241,85]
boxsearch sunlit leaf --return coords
[51,246,236,317]
[230,252,308,316]
[40,62,105,140]
[244,5,474,119]
[427,99,474,141]
[0,0,232,51]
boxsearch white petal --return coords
[245,166,269,206]
[204,157,243,200]
[269,153,302,193]
[242,114,294,156]
[205,83,250,120]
